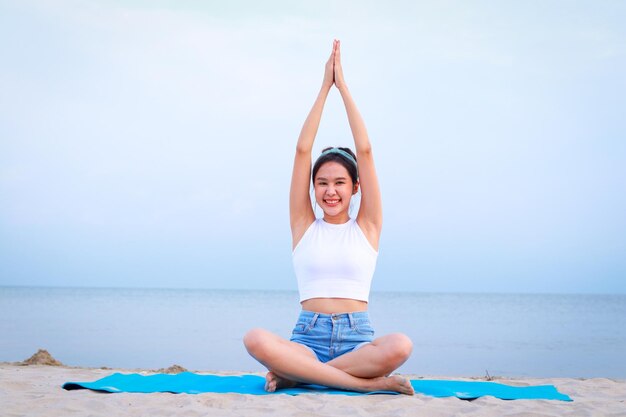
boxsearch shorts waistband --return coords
[298,310,369,329]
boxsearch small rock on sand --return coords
[22,349,63,366]
[156,364,188,374]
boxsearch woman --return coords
[244,40,414,395]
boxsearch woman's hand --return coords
[322,40,347,91]
[322,41,335,89]
[333,39,347,91]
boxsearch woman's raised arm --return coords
[289,46,335,248]
[334,40,383,248]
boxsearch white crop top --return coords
[292,218,378,303]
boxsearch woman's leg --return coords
[325,333,414,378]
[243,328,414,394]
[244,328,317,391]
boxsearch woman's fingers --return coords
[322,39,346,89]
[323,40,335,87]
[333,39,346,90]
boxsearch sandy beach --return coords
[2,361,624,417]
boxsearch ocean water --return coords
[1,287,624,378]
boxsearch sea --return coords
[1,287,624,379]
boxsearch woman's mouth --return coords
[324,199,340,207]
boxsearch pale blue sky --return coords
[1,1,624,293]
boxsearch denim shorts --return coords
[289,310,375,363]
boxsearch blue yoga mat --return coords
[63,372,572,401]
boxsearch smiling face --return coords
[313,161,359,223]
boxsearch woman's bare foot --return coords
[264,371,298,392]
[369,375,415,395]
[264,371,413,395]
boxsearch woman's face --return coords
[313,161,358,221]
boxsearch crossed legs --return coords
[243,328,414,395]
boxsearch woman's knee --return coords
[243,328,270,356]
[386,333,413,363]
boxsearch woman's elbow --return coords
[356,145,372,156]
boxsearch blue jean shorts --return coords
[289,310,375,363]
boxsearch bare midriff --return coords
[300,297,368,314]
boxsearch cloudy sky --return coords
[1,1,624,293]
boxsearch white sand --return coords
[1,363,625,417]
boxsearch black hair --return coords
[312,147,358,185]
